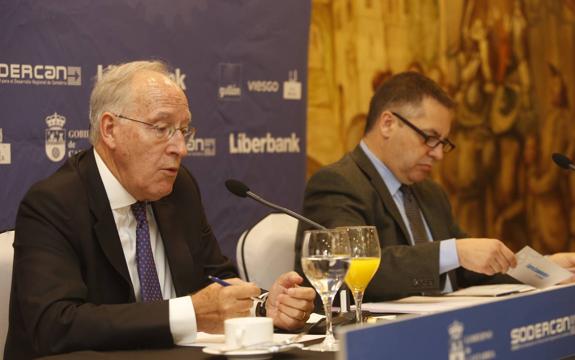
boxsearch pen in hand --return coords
[208,275,265,304]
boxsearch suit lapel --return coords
[77,150,134,298]
[350,146,411,243]
[153,194,196,296]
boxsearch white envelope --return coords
[506,246,573,288]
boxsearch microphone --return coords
[552,153,575,171]
[225,179,327,230]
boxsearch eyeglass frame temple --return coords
[390,111,455,152]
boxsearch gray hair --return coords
[88,60,172,144]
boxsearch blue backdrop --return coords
[0,0,310,261]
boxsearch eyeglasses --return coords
[112,113,196,142]
[391,111,455,153]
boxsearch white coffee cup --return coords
[224,317,274,348]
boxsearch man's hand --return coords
[456,238,517,275]
[548,253,575,284]
[266,271,316,331]
[192,278,260,333]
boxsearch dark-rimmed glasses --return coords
[391,111,455,153]
[112,113,196,142]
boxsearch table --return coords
[38,338,334,360]
[39,345,335,360]
[39,285,575,360]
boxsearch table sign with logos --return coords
[338,284,575,360]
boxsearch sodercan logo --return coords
[0,63,81,86]
[510,314,575,351]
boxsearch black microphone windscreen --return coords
[552,153,572,169]
[225,179,250,198]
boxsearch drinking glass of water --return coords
[301,228,351,352]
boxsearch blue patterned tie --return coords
[131,201,163,302]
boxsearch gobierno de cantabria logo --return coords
[45,113,67,162]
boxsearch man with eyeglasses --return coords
[6,60,315,359]
[295,71,575,301]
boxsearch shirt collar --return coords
[94,148,137,210]
[359,140,402,197]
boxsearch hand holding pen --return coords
[208,275,265,304]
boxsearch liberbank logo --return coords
[96,65,187,90]
[218,63,242,100]
[0,128,11,165]
[229,132,300,154]
[0,63,81,86]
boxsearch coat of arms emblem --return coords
[45,112,66,162]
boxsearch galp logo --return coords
[45,113,67,162]
[218,63,242,100]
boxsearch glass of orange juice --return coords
[338,226,381,324]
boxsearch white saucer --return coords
[202,343,296,359]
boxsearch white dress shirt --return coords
[94,149,197,344]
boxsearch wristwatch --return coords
[256,292,269,317]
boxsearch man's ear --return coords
[377,111,396,139]
[99,113,118,149]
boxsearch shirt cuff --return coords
[169,296,197,345]
[439,238,460,274]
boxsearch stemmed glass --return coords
[300,229,351,352]
[339,226,381,324]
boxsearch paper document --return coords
[445,284,535,297]
[362,295,496,314]
[507,246,573,288]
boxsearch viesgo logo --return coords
[0,63,81,86]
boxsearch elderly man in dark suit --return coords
[5,60,315,360]
[296,71,575,302]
